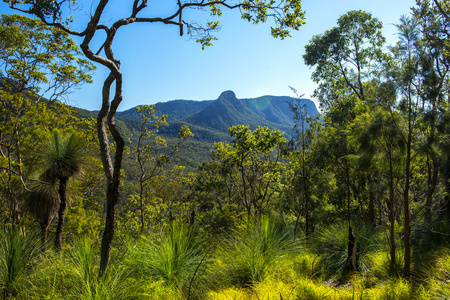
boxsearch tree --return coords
[24,180,59,247]
[0,14,94,98]
[5,0,306,274]
[350,106,405,276]
[41,130,86,251]
[415,0,450,221]
[303,10,386,112]
[303,10,387,225]
[207,125,287,220]
[0,14,94,228]
[390,14,422,278]
[131,105,193,233]
[285,88,315,235]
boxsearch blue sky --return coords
[1,0,416,111]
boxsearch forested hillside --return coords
[1,1,450,299]
[113,90,318,170]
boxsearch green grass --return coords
[0,228,40,298]
[3,220,450,299]
[212,216,298,287]
[312,223,381,276]
[17,236,138,300]
[126,223,207,298]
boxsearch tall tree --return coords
[390,14,422,279]
[350,105,405,276]
[304,10,386,111]
[5,0,306,273]
[303,10,387,224]
[286,89,315,235]
[415,0,450,220]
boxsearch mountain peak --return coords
[218,90,237,101]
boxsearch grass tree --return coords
[25,181,59,247]
[41,130,85,251]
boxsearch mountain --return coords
[117,99,213,122]
[113,91,319,170]
[118,90,318,142]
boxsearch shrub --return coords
[126,223,207,297]
[214,215,297,286]
[312,223,381,276]
[19,236,135,299]
[0,228,40,298]
[413,220,450,252]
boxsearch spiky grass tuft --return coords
[0,228,40,298]
[214,215,297,287]
[126,223,207,297]
[312,223,381,276]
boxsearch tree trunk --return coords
[100,191,117,273]
[39,218,50,250]
[347,226,357,271]
[425,154,438,224]
[403,120,412,279]
[55,177,67,251]
[388,152,396,276]
[368,190,375,225]
[97,70,125,275]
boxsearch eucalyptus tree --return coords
[0,14,94,227]
[390,14,422,279]
[41,130,85,251]
[303,10,386,111]
[415,0,450,220]
[0,14,94,98]
[285,89,317,235]
[4,0,306,273]
[131,105,193,233]
[303,10,387,223]
[211,125,287,220]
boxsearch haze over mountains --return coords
[117,90,319,142]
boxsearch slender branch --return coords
[0,167,48,191]
[433,0,450,21]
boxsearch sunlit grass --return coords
[3,221,449,299]
[212,215,298,287]
[125,223,207,298]
[0,228,40,298]
[18,236,138,299]
[312,223,381,276]
[421,250,450,300]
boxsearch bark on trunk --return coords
[403,121,412,279]
[98,69,125,275]
[388,153,396,276]
[425,155,438,224]
[347,226,357,271]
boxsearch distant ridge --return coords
[117,99,213,122]
[116,90,318,141]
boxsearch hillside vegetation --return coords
[1,1,450,299]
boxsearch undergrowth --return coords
[2,220,449,299]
